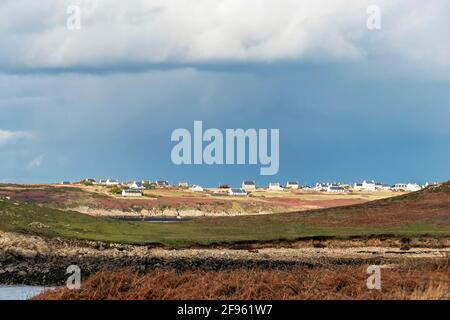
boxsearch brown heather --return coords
[36,260,449,300]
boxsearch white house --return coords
[178,182,189,188]
[375,182,391,191]
[98,179,107,185]
[242,181,256,191]
[301,185,314,191]
[189,185,204,192]
[228,188,247,196]
[392,183,407,191]
[424,182,438,188]
[106,179,120,186]
[314,183,330,192]
[328,186,345,193]
[353,180,376,192]
[122,189,143,197]
[156,180,170,187]
[130,181,145,190]
[286,181,299,189]
[268,182,283,191]
[406,183,421,192]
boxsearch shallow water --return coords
[0,286,49,300]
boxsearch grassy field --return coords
[1,182,449,247]
[0,183,395,215]
[249,189,397,201]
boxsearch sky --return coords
[1,0,450,186]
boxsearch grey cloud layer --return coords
[1,0,449,74]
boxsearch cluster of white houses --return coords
[239,180,424,193]
[60,178,428,197]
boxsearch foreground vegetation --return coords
[1,182,449,247]
[35,260,450,300]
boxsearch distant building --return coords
[189,184,203,192]
[106,179,119,186]
[268,182,283,191]
[98,179,107,185]
[425,182,438,187]
[353,180,376,192]
[286,181,299,189]
[329,186,345,193]
[392,183,407,191]
[178,182,189,188]
[314,183,347,192]
[83,178,96,184]
[375,182,391,191]
[61,181,71,185]
[242,181,256,191]
[315,183,330,192]
[228,188,247,196]
[156,180,170,187]
[121,189,143,197]
[189,185,204,192]
[130,181,145,190]
[406,183,421,192]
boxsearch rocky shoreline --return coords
[1,231,449,286]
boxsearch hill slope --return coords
[0,183,449,247]
[0,183,385,216]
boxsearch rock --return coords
[400,245,411,251]
[18,271,27,276]
[7,247,38,260]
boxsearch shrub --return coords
[110,186,122,195]
[144,183,155,190]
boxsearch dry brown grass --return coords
[36,260,449,300]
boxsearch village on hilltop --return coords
[58,178,431,198]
